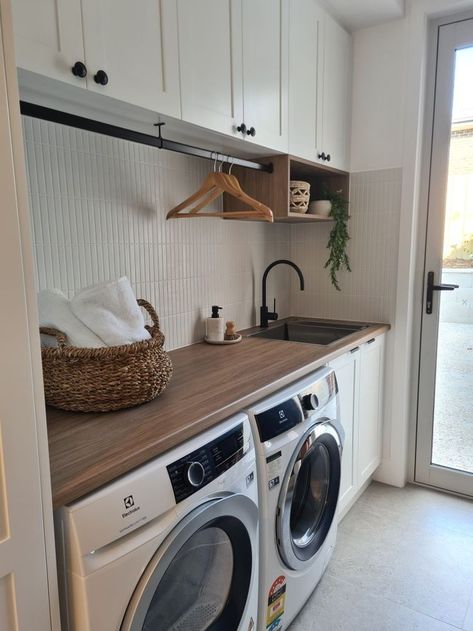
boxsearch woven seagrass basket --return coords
[289,180,311,213]
[40,299,173,413]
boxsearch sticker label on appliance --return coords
[266,451,282,479]
[268,476,280,490]
[266,575,286,629]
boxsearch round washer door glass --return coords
[144,526,232,630]
[277,423,341,570]
[122,495,256,631]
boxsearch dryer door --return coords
[121,494,257,631]
[277,422,342,571]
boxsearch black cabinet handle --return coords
[425,271,459,314]
[94,69,109,86]
[246,126,256,137]
[71,61,87,78]
[350,346,360,354]
[318,152,326,160]
[367,338,376,345]
[237,123,247,133]
[326,154,331,162]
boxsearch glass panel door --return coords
[416,17,473,495]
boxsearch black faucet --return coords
[260,259,305,328]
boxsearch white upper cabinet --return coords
[178,0,243,137]
[288,0,323,162]
[241,0,289,152]
[12,0,86,86]
[289,2,351,171]
[12,0,181,117]
[321,12,351,171]
[81,0,181,116]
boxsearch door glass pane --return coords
[431,46,473,473]
[290,442,330,548]
[143,527,233,631]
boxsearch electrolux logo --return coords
[122,495,140,519]
[124,495,134,509]
[278,409,287,424]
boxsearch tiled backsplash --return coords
[23,116,291,350]
[23,116,401,350]
[291,168,402,325]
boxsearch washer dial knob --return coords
[186,461,206,487]
[301,393,319,411]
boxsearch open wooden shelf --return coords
[223,154,349,223]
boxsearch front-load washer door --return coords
[277,422,342,571]
[121,494,257,631]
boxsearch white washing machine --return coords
[247,367,344,631]
[55,413,259,631]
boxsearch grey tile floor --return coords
[290,482,473,631]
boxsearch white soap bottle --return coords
[206,305,224,342]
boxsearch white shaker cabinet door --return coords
[81,0,181,117]
[178,0,243,137]
[11,0,86,86]
[288,0,324,163]
[330,348,359,518]
[321,12,351,171]
[358,335,385,486]
[241,0,289,152]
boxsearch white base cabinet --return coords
[330,333,385,517]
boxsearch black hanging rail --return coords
[19,102,273,173]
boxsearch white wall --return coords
[23,116,292,350]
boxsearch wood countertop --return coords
[47,320,389,508]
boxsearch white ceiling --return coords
[319,0,405,31]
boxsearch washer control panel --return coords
[167,423,246,503]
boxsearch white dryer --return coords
[55,413,259,631]
[247,367,344,631]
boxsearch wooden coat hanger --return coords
[166,157,273,222]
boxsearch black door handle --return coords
[425,271,459,314]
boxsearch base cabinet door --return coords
[357,335,385,486]
[178,0,243,137]
[242,0,288,152]
[330,348,360,516]
[330,333,386,517]
[11,0,85,86]
[81,0,181,116]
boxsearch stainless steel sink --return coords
[249,320,369,345]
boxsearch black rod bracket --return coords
[19,102,273,173]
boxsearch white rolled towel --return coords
[38,289,105,348]
[71,277,151,347]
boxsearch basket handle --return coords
[137,299,160,329]
[40,327,68,348]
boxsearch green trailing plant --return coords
[322,188,351,291]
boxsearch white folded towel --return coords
[71,277,151,347]
[38,289,105,348]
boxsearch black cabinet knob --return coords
[237,123,247,134]
[71,61,87,78]
[326,154,331,162]
[318,152,326,161]
[94,70,109,86]
[246,126,256,137]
